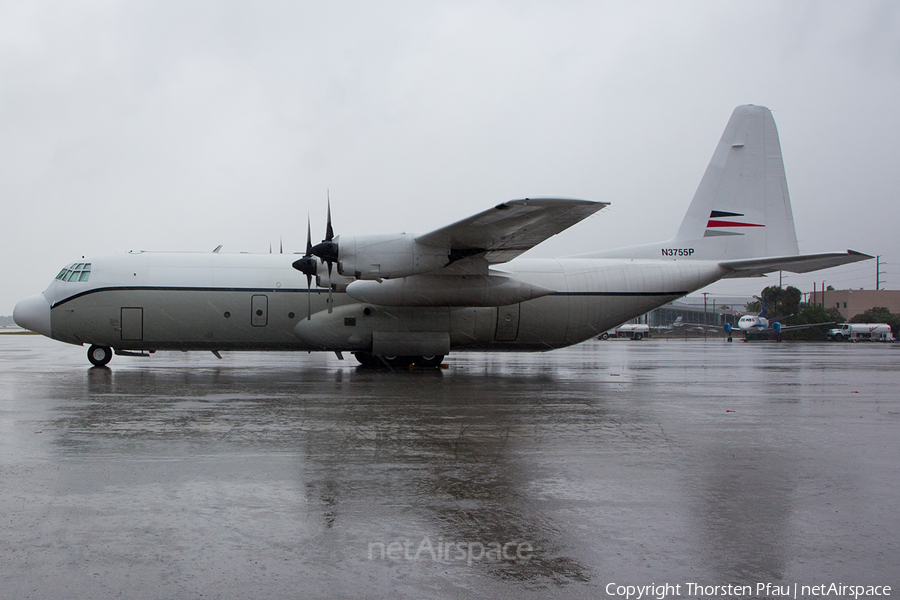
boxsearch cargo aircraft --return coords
[14,105,870,367]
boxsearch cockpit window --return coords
[56,263,91,283]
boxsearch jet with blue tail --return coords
[724,295,833,341]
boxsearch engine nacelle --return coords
[337,234,448,280]
[345,275,553,307]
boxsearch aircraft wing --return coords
[776,322,836,332]
[416,197,607,264]
[719,250,872,278]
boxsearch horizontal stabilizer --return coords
[720,250,872,278]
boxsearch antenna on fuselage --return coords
[212,245,223,253]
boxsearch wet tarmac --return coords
[1,336,898,599]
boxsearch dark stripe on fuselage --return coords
[553,291,689,297]
[50,285,690,309]
[50,286,322,309]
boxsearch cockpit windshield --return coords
[55,263,91,283]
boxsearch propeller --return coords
[291,216,318,320]
[291,196,340,317]
[309,196,339,314]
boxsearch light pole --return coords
[702,292,709,341]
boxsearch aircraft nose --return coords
[13,294,51,337]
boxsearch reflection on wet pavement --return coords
[1,336,898,598]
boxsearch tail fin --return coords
[671,104,798,259]
[582,105,799,260]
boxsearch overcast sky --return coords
[2,1,899,313]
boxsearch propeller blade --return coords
[325,193,334,242]
[310,197,338,264]
[306,215,313,255]
[327,261,334,314]
[306,273,312,320]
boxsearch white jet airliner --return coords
[14,105,869,367]
[723,295,833,341]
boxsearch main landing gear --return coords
[87,344,113,367]
[353,352,445,369]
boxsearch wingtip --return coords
[505,197,608,208]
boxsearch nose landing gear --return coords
[87,345,113,367]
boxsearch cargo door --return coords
[251,295,268,327]
[494,304,520,342]
[121,307,143,341]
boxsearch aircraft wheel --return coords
[353,352,377,367]
[380,355,413,368]
[88,345,113,367]
[414,355,444,368]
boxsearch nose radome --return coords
[13,294,51,337]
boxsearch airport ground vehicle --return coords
[614,324,650,340]
[599,324,650,340]
[826,323,892,342]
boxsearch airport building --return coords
[645,296,752,329]
[809,289,900,320]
